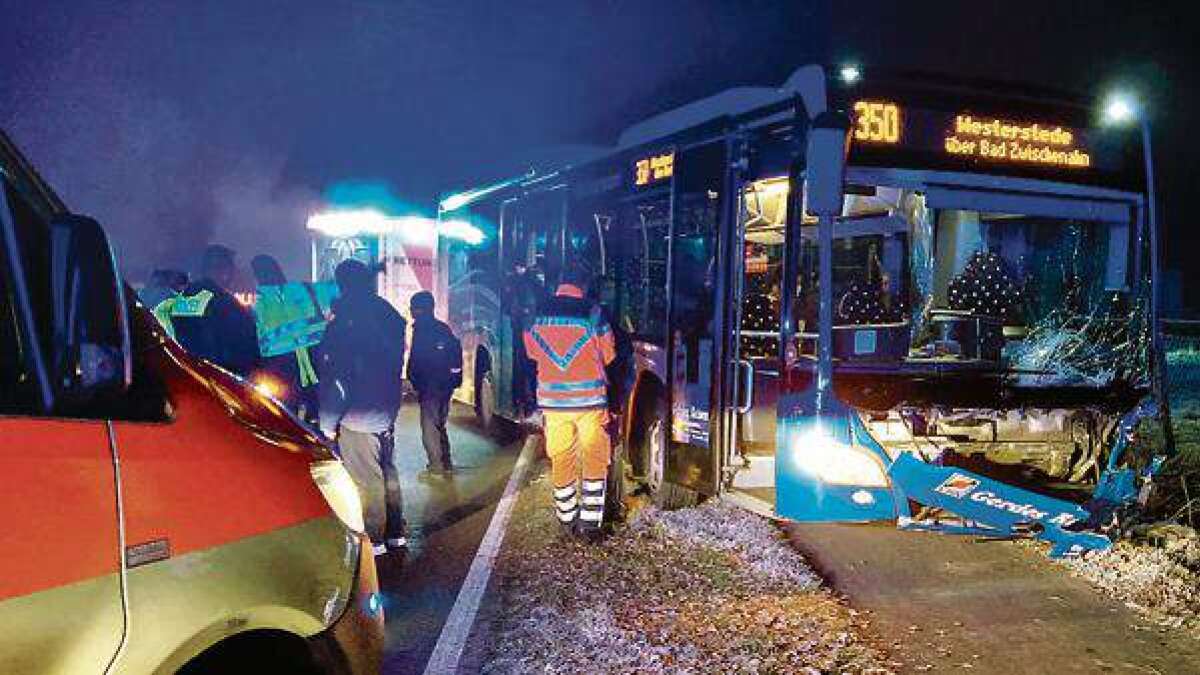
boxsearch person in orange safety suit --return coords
[523,268,617,542]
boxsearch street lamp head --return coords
[1102,93,1138,126]
[839,64,861,85]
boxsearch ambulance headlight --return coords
[790,427,889,488]
[310,460,366,534]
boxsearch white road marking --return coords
[422,433,539,675]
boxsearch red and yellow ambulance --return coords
[0,131,384,673]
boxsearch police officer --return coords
[407,291,463,477]
[170,245,259,376]
[523,267,616,542]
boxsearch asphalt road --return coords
[373,402,524,675]
[788,522,1200,673]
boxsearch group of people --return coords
[146,245,625,551]
[143,245,462,556]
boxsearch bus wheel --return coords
[638,396,699,510]
[604,436,629,524]
[475,369,497,433]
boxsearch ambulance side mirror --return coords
[805,111,852,217]
[49,214,132,406]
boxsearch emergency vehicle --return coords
[438,64,1167,556]
[0,131,383,671]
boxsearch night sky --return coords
[1,1,1194,307]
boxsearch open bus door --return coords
[660,139,743,499]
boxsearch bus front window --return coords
[787,179,1144,388]
[794,185,914,337]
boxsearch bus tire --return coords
[655,480,700,511]
[475,368,498,434]
[604,433,629,524]
[636,393,700,510]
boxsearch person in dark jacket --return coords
[171,245,259,376]
[318,259,408,555]
[408,291,463,477]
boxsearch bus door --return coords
[664,140,739,496]
[727,177,790,506]
[498,187,565,420]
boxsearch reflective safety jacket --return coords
[254,281,339,387]
[523,284,616,410]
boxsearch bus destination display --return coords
[851,100,1093,169]
[634,151,675,186]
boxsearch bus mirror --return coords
[806,112,852,217]
[49,214,132,406]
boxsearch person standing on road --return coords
[169,245,259,377]
[523,268,616,542]
[318,259,409,555]
[250,253,324,420]
[407,290,463,478]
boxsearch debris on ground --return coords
[1053,524,1200,633]
[479,473,892,674]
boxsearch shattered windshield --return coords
[793,183,1149,388]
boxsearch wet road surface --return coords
[374,402,524,674]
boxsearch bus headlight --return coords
[790,428,889,488]
[310,460,366,534]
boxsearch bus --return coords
[438,64,1162,557]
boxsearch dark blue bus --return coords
[439,64,1161,556]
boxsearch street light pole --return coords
[1141,118,1176,454]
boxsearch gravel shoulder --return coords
[1054,531,1200,634]
[469,462,892,674]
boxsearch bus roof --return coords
[441,64,1140,207]
[618,64,828,148]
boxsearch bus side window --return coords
[510,190,565,286]
[619,195,669,342]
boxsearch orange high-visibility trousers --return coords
[543,408,611,528]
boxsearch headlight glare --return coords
[310,460,366,534]
[790,427,889,488]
